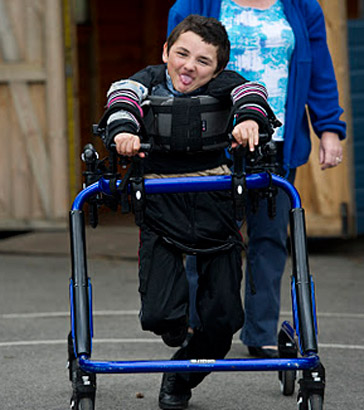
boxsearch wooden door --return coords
[0,0,69,229]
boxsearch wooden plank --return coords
[7,0,26,60]
[0,85,11,218]
[10,87,32,220]
[9,82,52,217]
[0,63,46,82]
[29,83,48,218]
[63,0,82,201]
[305,214,343,237]
[0,0,20,61]
[0,1,33,219]
[45,0,69,217]
[26,0,45,63]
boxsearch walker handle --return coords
[109,141,152,154]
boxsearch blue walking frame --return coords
[68,172,324,408]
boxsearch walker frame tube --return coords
[69,172,318,375]
[69,210,92,357]
[78,355,320,374]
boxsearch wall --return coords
[348,17,364,233]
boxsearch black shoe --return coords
[161,320,188,347]
[248,346,278,358]
[159,373,192,409]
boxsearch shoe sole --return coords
[159,399,189,410]
[159,404,188,410]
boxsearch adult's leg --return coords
[241,170,295,347]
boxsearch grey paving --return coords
[0,220,363,409]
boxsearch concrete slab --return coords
[0,226,363,409]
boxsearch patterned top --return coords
[220,0,295,141]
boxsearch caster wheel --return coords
[297,393,323,410]
[307,394,323,410]
[79,397,94,410]
[70,396,95,410]
[278,322,298,396]
[68,334,96,410]
[279,369,296,396]
[297,363,325,409]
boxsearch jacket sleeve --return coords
[104,79,148,147]
[231,82,281,134]
[101,78,149,148]
[305,1,346,139]
[207,70,280,134]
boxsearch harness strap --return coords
[154,133,228,151]
[171,98,201,151]
[162,236,235,255]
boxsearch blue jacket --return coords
[167,0,346,170]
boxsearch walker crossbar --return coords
[69,170,318,379]
[78,354,320,374]
[71,172,301,211]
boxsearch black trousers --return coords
[138,191,244,387]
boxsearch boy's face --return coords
[163,31,220,94]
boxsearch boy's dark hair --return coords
[166,14,230,74]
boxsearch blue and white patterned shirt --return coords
[220,0,295,140]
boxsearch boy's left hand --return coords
[231,120,259,151]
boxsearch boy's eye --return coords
[198,59,209,66]
[177,51,188,57]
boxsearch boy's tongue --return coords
[180,74,193,86]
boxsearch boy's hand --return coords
[231,120,259,151]
[113,133,145,158]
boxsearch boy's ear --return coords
[162,42,169,63]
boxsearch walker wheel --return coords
[70,397,94,410]
[277,322,298,396]
[68,332,96,409]
[279,369,296,396]
[297,363,325,410]
[297,393,323,410]
[307,394,323,410]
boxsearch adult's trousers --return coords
[240,169,296,346]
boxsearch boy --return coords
[102,15,277,410]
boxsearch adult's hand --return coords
[319,131,343,170]
[113,133,145,158]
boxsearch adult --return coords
[168,0,346,358]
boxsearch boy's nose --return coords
[184,58,195,71]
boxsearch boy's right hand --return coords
[231,120,259,152]
[113,133,145,158]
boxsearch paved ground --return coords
[0,217,363,409]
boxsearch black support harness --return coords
[143,95,231,152]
